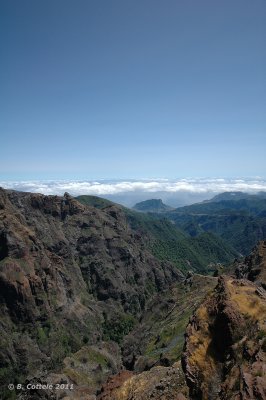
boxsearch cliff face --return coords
[235,240,266,287]
[182,246,266,400]
[96,274,218,400]
[0,188,182,397]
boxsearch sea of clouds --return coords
[1,178,266,196]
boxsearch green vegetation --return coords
[144,305,192,362]
[76,195,239,272]
[37,326,48,346]
[124,209,238,272]
[124,275,218,367]
[76,195,116,209]
[163,195,266,255]
[62,344,121,391]
[123,192,266,257]
[103,313,136,344]
[0,367,17,400]
[257,329,266,340]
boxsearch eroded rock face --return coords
[182,274,266,400]
[235,240,266,288]
[0,188,183,397]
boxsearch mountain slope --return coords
[162,193,266,255]
[77,195,239,272]
[76,194,116,209]
[0,188,183,399]
[99,242,266,400]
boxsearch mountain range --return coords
[0,188,265,400]
[134,191,266,256]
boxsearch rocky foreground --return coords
[0,188,266,399]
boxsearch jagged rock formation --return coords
[182,258,266,399]
[235,240,266,287]
[0,188,183,399]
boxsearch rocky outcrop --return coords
[182,274,266,399]
[235,240,266,288]
[97,361,188,400]
[0,188,183,398]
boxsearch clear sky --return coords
[1,0,265,180]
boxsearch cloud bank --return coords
[0,178,266,197]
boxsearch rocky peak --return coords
[235,240,266,288]
[182,274,266,399]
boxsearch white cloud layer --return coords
[0,178,266,196]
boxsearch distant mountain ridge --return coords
[134,192,266,256]
[210,191,266,202]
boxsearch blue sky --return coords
[1,0,265,180]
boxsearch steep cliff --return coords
[234,240,266,287]
[182,249,266,399]
[0,188,183,399]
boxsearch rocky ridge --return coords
[182,241,266,400]
[234,240,266,287]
